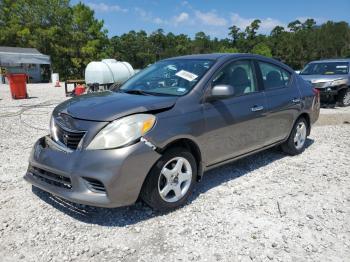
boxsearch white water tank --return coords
[85,59,134,85]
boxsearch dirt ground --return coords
[0,84,349,262]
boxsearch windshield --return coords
[120,59,215,96]
[300,62,349,75]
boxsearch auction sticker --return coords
[175,70,198,82]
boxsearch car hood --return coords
[54,91,177,121]
[300,74,348,83]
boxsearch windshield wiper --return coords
[122,89,153,96]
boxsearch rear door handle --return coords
[251,105,264,112]
[292,98,301,104]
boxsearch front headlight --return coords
[87,114,156,150]
[50,116,59,142]
[330,78,347,86]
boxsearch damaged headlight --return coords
[330,78,347,87]
[87,114,156,150]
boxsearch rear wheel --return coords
[140,147,197,212]
[281,118,308,155]
[337,88,350,107]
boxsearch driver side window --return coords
[212,60,257,96]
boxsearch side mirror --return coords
[208,84,235,100]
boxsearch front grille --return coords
[54,123,86,150]
[83,177,106,193]
[29,166,72,189]
[313,82,326,88]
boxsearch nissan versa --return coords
[24,54,320,211]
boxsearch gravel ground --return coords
[0,84,350,262]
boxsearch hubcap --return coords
[158,157,192,203]
[294,122,307,150]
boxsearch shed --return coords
[0,46,51,83]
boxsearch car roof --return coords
[309,58,350,63]
[162,53,269,61]
[161,53,294,72]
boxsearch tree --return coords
[0,0,73,77]
[193,32,211,53]
[228,25,240,44]
[69,3,109,77]
[252,43,272,57]
[2,1,350,77]
[245,19,261,40]
[0,0,108,79]
[270,26,285,37]
[303,19,316,30]
[288,20,302,32]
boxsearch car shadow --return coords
[32,138,314,227]
[191,137,313,198]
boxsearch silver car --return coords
[300,59,350,107]
[24,54,320,211]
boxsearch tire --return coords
[337,88,350,107]
[281,117,308,156]
[140,147,197,212]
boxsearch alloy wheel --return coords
[158,157,192,203]
[294,122,307,150]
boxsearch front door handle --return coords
[251,105,264,112]
[292,98,301,104]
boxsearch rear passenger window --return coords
[258,62,291,90]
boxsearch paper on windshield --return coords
[175,70,198,82]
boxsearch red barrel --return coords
[74,84,86,96]
[7,73,28,99]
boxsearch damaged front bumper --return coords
[315,85,346,103]
[24,136,161,208]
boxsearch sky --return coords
[72,0,350,38]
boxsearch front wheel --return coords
[140,147,197,212]
[281,118,308,155]
[337,88,350,107]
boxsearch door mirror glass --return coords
[209,84,235,100]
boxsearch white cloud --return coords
[173,12,189,25]
[135,7,167,25]
[230,13,285,33]
[153,17,166,25]
[260,17,285,32]
[195,11,227,26]
[181,1,190,7]
[87,2,128,13]
[230,13,253,29]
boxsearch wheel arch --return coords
[159,138,204,181]
[296,112,311,136]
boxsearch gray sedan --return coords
[24,54,320,211]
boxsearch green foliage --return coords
[252,43,272,57]
[218,47,239,53]
[1,0,350,77]
[0,0,108,79]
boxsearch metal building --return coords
[0,46,51,83]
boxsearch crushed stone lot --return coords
[0,84,350,262]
